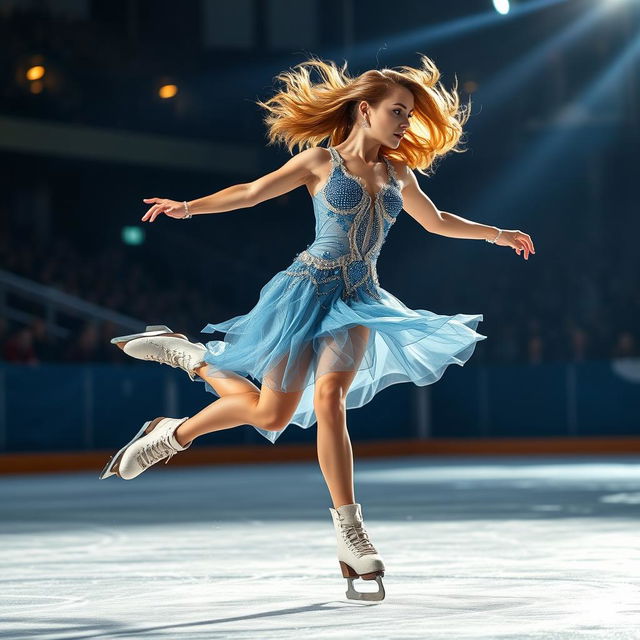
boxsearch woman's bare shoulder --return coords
[295,145,331,168]
[388,157,412,189]
[293,147,333,195]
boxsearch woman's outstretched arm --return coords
[141,147,328,222]
[400,165,535,260]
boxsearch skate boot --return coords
[110,325,207,381]
[329,503,386,602]
[99,416,191,480]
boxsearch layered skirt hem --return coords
[196,269,487,443]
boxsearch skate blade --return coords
[98,420,152,479]
[345,575,385,602]
[110,325,177,345]
[339,561,385,602]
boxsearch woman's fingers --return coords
[501,231,534,260]
[142,204,156,220]
[141,198,178,222]
[142,198,165,221]
[519,231,535,254]
[521,235,533,254]
[142,204,163,221]
[514,231,535,257]
[150,206,166,222]
[517,239,529,260]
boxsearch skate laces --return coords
[136,430,178,468]
[133,338,205,380]
[340,519,377,556]
[152,344,192,372]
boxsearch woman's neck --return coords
[334,134,382,165]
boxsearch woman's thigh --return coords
[199,337,314,405]
[252,384,306,430]
[255,341,316,428]
[314,325,371,406]
[197,368,261,396]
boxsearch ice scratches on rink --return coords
[1,456,640,639]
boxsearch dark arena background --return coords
[1,0,639,637]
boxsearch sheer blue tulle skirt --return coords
[198,265,487,443]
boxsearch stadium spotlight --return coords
[26,65,45,81]
[471,25,640,221]
[493,0,510,15]
[158,84,178,99]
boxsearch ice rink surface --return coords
[1,455,640,640]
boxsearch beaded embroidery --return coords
[284,146,403,304]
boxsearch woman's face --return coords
[365,85,415,149]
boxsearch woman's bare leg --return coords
[174,385,304,446]
[315,370,357,508]
[193,363,261,397]
[175,347,313,446]
[313,326,370,509]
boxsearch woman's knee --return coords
[313,379,347,415]
[254,411,291,431]
[253,390,299,431]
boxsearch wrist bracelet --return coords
[485,228,502,243]
[182,200,192,219]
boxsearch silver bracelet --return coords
[485,227,502,243]
[181,200,192,219]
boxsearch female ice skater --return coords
[99,54,535,601]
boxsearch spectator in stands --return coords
[0,317,7,360]
[29,317,60,361]
[2,326,38,364]
[64,321,99,362]
[569,326,589,362]
[612,330,638,359]
[95,321,127,363]
[527,334,543,365]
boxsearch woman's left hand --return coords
[493,229,535,260]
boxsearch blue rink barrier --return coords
[1,358,639,453]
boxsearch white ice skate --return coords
[329,503,386,602]
[99,416,191,480]
[110,325,207,381]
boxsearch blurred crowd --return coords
[1,221,638,367]
[484,231,638,364]
[0,228,237,366]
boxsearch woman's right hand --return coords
[141,198,188,222]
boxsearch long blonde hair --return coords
[256,54,470,175]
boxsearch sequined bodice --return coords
[284,146,403,306]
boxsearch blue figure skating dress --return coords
[199,146,487,442]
